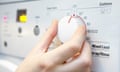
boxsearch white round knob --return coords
[58,15,85,43]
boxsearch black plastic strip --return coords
[0,0,40,5]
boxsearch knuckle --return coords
[81,58,92,68]
[48,29,56,38]
[80,24,86,34]
[69,41,81,52]
[49,31,55,38]
[40,59,54,69]
[69,45,79,53]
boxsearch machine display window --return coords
[16,9,27,23]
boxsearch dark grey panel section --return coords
[0,0,40,5]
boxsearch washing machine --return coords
[0,54,23,72]
[0,0,120,72]
[0,24,22,72]
[0,1,24,72]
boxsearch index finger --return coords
[43,24,86,65]
[34,20,58,52]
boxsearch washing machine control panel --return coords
[0,0,120,72]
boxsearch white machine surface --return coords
[0,0,120,72]
[0,54,23,72]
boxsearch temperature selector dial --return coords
[58,15,85,43]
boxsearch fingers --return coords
[71,24,86,41]
[67,41,92,71]
[73,41,92,68]
[42,24,86,65]
[78,41,92,64]
[51,41,92,72]
[35,20,58,52]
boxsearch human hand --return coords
[16,20,92,72]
